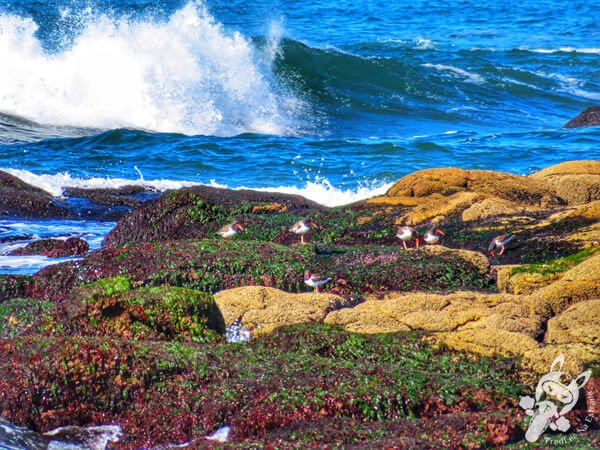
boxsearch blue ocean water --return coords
[0,0,599,273]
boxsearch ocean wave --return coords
[421,63,486,84]
[3,168,393,207]
[533,71,600,101]
[0,1,303,136]
[0,217,114,274]
[525,47,600,55]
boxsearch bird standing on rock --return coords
[290,219,319,244]
[396,226,420,249]
[216,221,245,239]
[304,270,331,293]
[488,234,515,257]
[226,316,251,343]
[424,226,445,245]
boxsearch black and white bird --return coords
[488,234,515,257]
[290,219,319,244]
[217,221,245,239]
[226,316,251,343]
[304,270,331,293]
[423,225,445,245]
[396,226,421,249]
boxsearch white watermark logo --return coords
[519,354,592,443]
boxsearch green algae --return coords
[67,277,225,342]
[0,298,54,338]
[4,322,593,448]
[511,245,598,276]
[314,245,495,294]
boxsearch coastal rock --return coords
[0,323,526,449]
[397,192,482,225]
[104,185,324,246]
[521,344,600,380]
[545,299,600,346]
[0,297,53,338]
[59,277,224,341]
[9,237,89,258]
[324,279,600,379]
[0,170,69,218]
[534,252,600,317]
[381,168,561,207]
[214,286,343,335]
[0,275,31,302]
[62,185,160,221]
[27,240,312,301]
[63,185,157,207]
[564,106,600,128]
[497,270,557,295]
[529,160,600,204]
[433,328,540,360]
[461,197,536,222]
[324,291,542,338]
[318,245,494,296]
[435,328,600,380]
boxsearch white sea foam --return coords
[0,2,301,136]
[3,168,392,207]
[422,63,485,84]
[526,47,600,55]
[534,71,600,101]
[414,38,434,50]
[3,168,198,197]
[247,178,393,207]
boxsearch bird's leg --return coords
[315,286,319,294]
[499,247,505,255]
[402,241,408,250]
[301,235,305,244]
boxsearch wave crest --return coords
[0,2,303,136]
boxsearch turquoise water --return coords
[0,0,599,273]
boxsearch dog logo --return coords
[519,355,591,442]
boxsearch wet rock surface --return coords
[8,237,89,257]
[0,171,70,218]
[564,105,600,128]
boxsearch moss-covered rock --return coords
[27,240,313,301]
[498,246,599,294]
[0,298,55,338]
[0,323,529,449]
[0,275,31,302]
[317,245,495,296]
[9,237,89,258]
[59,277,224,342]
[103,186,324,246]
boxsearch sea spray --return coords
[0,1,302,136]
[2,168,393,207]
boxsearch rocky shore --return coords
[0,161,599,448]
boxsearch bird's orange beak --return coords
[436,228,445,235]
[415,237,421,248]
[236,223,245,231]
